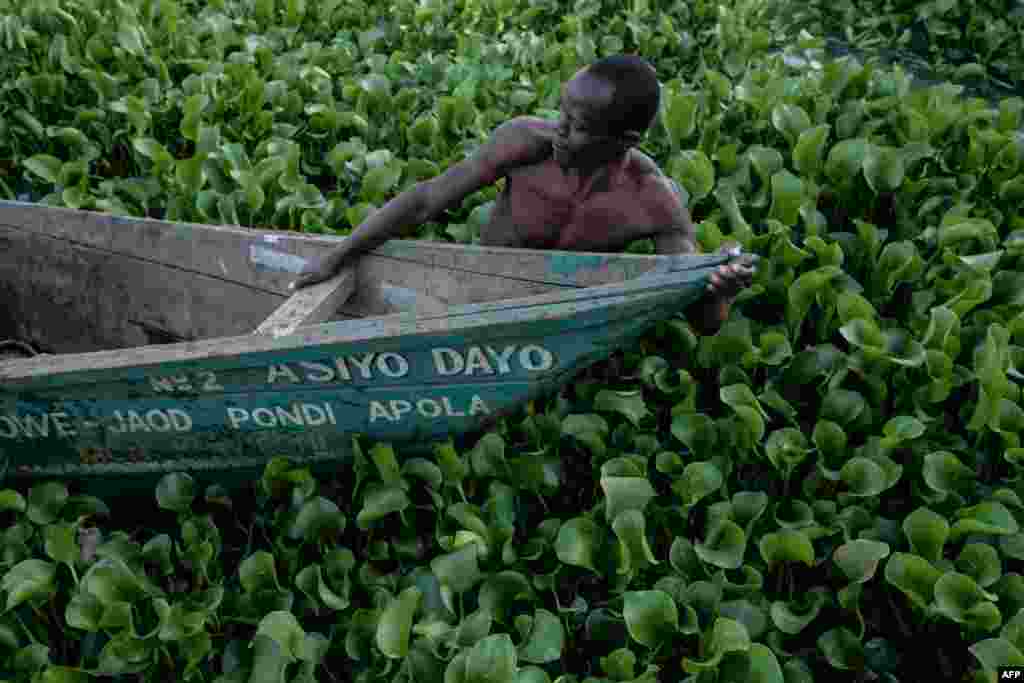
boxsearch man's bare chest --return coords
[494,164,655,251]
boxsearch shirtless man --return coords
[293,55,755,336]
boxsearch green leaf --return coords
[43,523,79,568]
[825,138,870,187]
[768,170,804,226]
[970,638,1024,671]
[598,475,655,524]
[681,618,750,672]
[465,634,517,683]
[833,539,891,583]
[748,642,784,683]
[24,155,63,184]
[377,586,422,659]
[664,89,699,144]
[256,611,306,661]
[65,591,104,631]
[922,451,976,499]
[623,590,678,647]
[361,163,403,203]
[670,150,715,202]
[764,427,809,473]
[884,552,942,609]
[0,490,26,513]
[155,473,195,513]
[817,627,866,670]
[670,413,718,455]
[840,457,888,497]
[239,551,281,593]
[555,518,603,573]
[27,482,68,525]
[356,484,410,530]
[561,414,609,458]
[695,518,747,570]
[600,647,637,680]
[759,529,814,568]
[956,543,1002,588]
[934,572,1001,630]
[288,497,346,543]
[2,559,57,610]
[793,124,830,177]
[770,589,828,634]
[517,609,563,664]
[432,544,482,595]
[612,510,658,574]
[83,558,150,605]
[772,103,812,144]
[863,144,905,193]
[672,461,724,507]
[594,389,650,427]
[902,507,949,564]
[132,138,173,166]
[952,501,1020,540]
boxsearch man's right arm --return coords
[292,118,540,289]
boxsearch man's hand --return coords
[291,247,348,291]
[706,240,756,301]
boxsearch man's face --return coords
[554,68,623,169]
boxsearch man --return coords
[293,54,755,336]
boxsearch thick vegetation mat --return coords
[0,0,1023,681]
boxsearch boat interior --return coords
[0,203,662,358]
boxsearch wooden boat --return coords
[0,200,751,492]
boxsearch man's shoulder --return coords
[493,116,556,143]
[482,117,553,170]
[626,149,685,209]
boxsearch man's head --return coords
[554,54,661,169]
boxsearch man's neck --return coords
[562,150,630,196]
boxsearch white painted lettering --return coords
[252,408,276,427]
[332,357,353,381]
[469,395,490,415]
[389,400,413,420]
[172,376,194,391]
[417,398,442,418]
[146,409,172,432]
[127,411,149,432]
[168,409,193,431]
[433,348,464,375]
[441,397,465,417]
[299,361,335,383]
[200,371,223,392]
[0,416,17,439]
[226,403,339,429]
[267,364,301,384]
[277,404,304,428]
[464,347,495,375]
[486,345,515,374]
[21,414,51,438]
[301,403,331,426]
[369,401,393,423]
[520,344,554,371]
[376,352,409,378]
[227,407,249,428]
[347,352,376,379]
[150,377,176,392]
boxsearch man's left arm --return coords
[648,177,754,336]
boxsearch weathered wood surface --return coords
[255,267,357,337]
[0,200,749,490]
